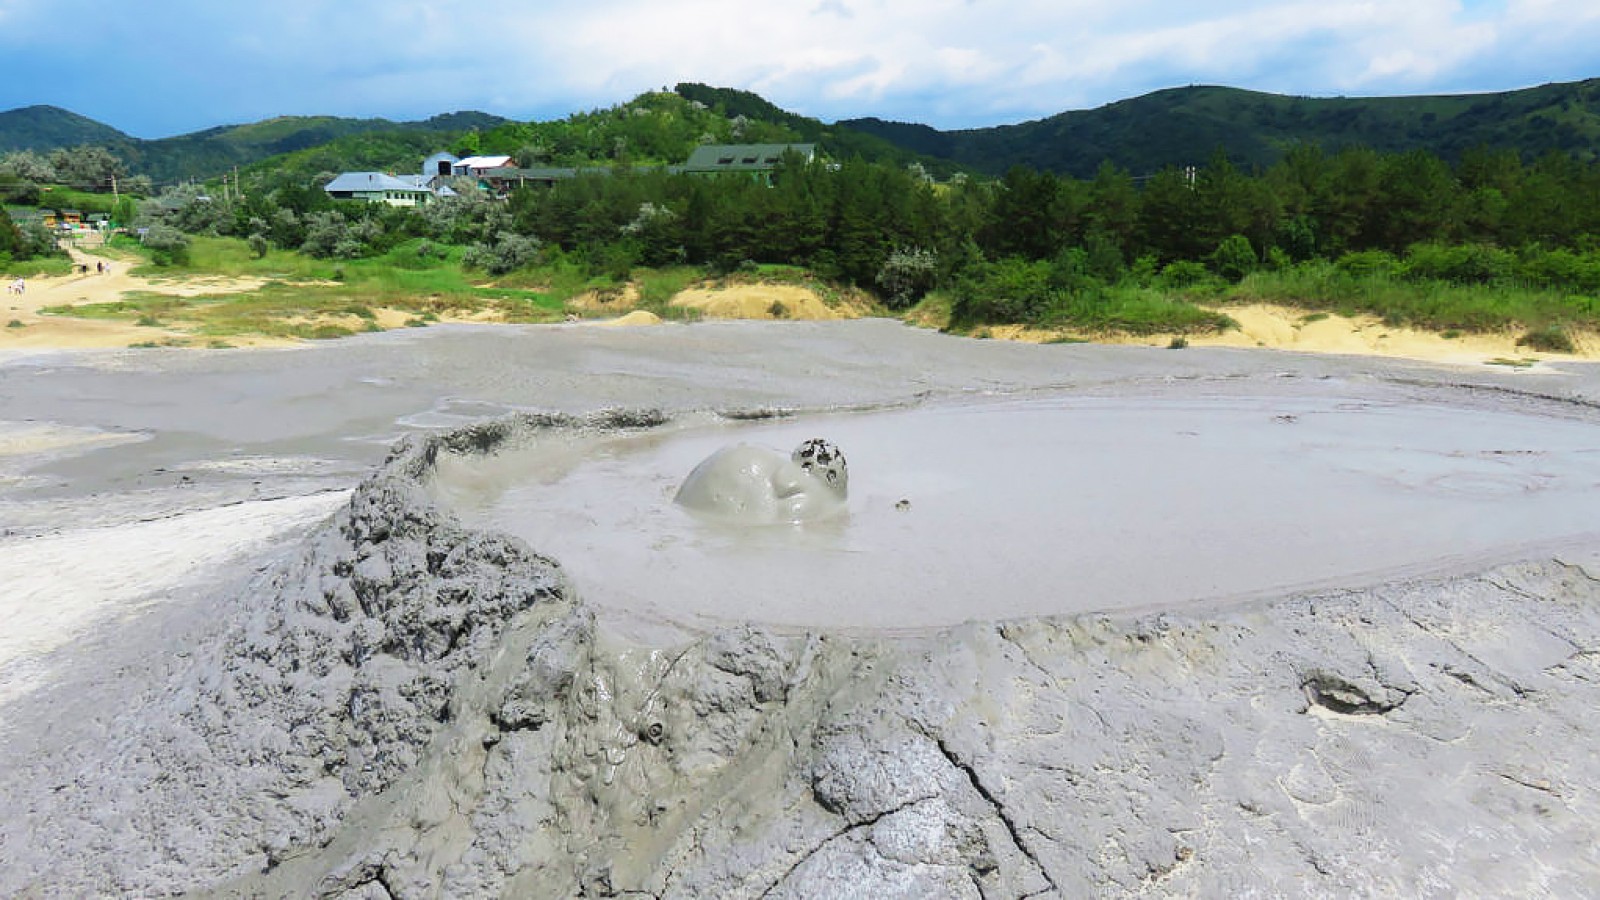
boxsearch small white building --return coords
[452,155,514,177]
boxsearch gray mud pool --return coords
[437,392,1600,633]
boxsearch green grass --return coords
[635,266,700,312]
[1229,262,1600,334]
[904,290,957,330]
[34,186,118,214]
[0,255,72,278]
[1042,284,1237,336]
[96,236,569,336]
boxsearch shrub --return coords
[952,257,1056,325]
[141,224,190,266]
[0,175,41,205]
[463,232,541,276]
[1208,234,1258,282]
[1403,242,1513,284]
[1336,250,1399,279]
[1516,246,1600,293]
[875,246,939,309]
[1159,260,1211,289]
[1276,215,1317,262]
[1517,324,1576,353]
[247,233,269,259]
[1083,229,1126,281]
[299,211,350,259]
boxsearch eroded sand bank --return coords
[13,243,1587,370]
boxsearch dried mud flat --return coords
[3,320,1600,897]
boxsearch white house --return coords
[323,172,437,206]
[452,155,514,177]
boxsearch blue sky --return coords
[2,0,1597,138]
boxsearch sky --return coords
[2,0,1598,138]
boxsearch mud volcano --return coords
[8,380,1600,898]
[436,393,1600,635]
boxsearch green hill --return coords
[0,105,133,153]
[842,79,1600,177]
[0,107,507,183]
[672,83,957,174]
[425,85,952,174]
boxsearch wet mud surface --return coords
[445,390,1600,634]
[4,320,1600,896]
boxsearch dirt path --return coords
[1,237,282,350]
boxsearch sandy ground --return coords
[0,491,348,704]
[986,302,1600,368]
[567,281,872,324]
[591,309,664,327]
[1,239,291,349]
[669,283,851,320]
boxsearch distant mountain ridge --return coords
[5,77,1599,186]
[0,106,507,183]
[841,79,1600,177]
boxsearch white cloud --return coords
[2,0,1595,133]
[475,0,1524,123]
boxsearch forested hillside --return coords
[0,107,506,183]
[844,79,1600,177]
[0,106,132,154]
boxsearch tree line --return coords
[11,138,1600,332]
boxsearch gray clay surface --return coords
[4,321,1600,897]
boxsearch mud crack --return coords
[934,736,1059,897]
[757,796,935,899]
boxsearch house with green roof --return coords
[679,144,817,180]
